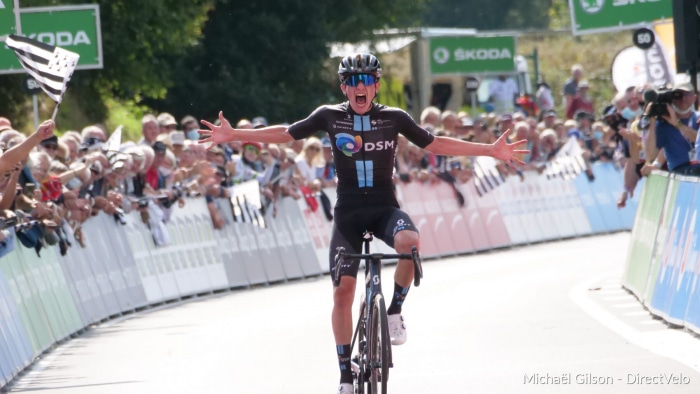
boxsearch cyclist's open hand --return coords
[493,128,529,166]
[199,111,233,150]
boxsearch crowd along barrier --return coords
[623,171,700,334]
[0,163,636,389]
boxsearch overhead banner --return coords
[0,4,102,74]
[611,36,675,93]
[0,0,16,37]
[429,35,516,75]
[569,0,672,36]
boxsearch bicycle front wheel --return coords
[367,294,390,394]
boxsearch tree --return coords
[420,0,553,30]
[0,0,213,130]
[150,0,426,124]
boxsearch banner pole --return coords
[51,99,61,122]
[32,94,38,129]
[13,0,21,35]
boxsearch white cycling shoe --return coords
[337,383,353,394]
[388,314,407,345]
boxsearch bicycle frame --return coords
[334,231,423,394]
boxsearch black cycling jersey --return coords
[288,102,434,206]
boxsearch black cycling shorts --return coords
[329,204,417,284]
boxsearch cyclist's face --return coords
[342,78,380,115]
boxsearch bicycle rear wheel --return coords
[366,294,390,394]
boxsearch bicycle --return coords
[334,231,423,394]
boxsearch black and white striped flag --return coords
[4,34,79,103]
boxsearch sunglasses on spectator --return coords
[244,145,260,154]
[307,145,321,152]
[344,74,377,87]
[42,143,58,150]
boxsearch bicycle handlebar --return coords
[334,246,423,288]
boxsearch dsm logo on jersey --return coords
[364,140,395,152]
[335,133,395,156]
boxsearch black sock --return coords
[387,282,410,315]
[337,344,353,384]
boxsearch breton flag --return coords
[473,156,505,196]
[4,34,80,103]
[543,137,586,180]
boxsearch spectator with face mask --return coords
[643,82,700,175]
[182,115,200,141]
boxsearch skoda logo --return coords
[580,0,603,14]
[433,47,450,65]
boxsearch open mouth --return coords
[355,94,367,105]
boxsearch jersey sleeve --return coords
[288,106,329,140]
[395,110,435,148]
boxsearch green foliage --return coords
[549,0,572,30]
[519,31,630,116]
[0,0,213,130]
[151,0,427,124]
[102,96,151,142]
[421,0,552,30]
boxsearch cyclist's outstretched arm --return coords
[199,111,294,149]
[424,128,529,165]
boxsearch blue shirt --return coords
[656,111,699,171]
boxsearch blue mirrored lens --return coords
[345,74,376,87]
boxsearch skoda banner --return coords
[0,4,102,74]
[0,0,16,37]
[429,35,515,75]
[569,0,672,35]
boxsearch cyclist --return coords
[199,53,528,394]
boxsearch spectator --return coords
[317,137,337,188]
[294,137,324,191]
[157,112,178,135]
[169,131,186,159]
[488,74,519,114]
[251,117,268,129]
[0,117,11,132]
[566,80,594,120]
[59,135,80,164]
[553,120,567,142]
[419,106,441,131]
[81,124,107,144]
[512,121,535,166]
[232,142,263,183]
[538,109,558,130]
[495,113,514,138]
[515,94,537,117]
[38,135,60,160]
[618,85,651,208]
[535,79,554,113]
[454,117,474,139]
[181,115,200,141]
[236,118,253,129]
[563,64,584,106]
[0,129,22,149]
[139,115,159,146]
[537,128,561,164]
[644,82,700,175]
[438,110,459,136]
[474,120,496,144]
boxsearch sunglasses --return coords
[42,143,58,150]
[344,74,377,87]
[307,146,321,152]
[244,145,260,154]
